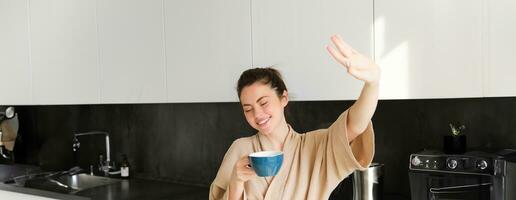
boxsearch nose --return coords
[252,106,265,119]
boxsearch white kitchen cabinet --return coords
[375,0,484,99]
[163,0,252,102]
[97,0,167,103]
[5,0,513,105]
[29,0,100,104]
[485,0,516,97]
[0,0,32,105]
[252,0,373,101]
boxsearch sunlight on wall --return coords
[375,16,410,99]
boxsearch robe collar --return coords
[252,124,300,199]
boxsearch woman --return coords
[210,35,380,200]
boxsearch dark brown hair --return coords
[236,67,288,99]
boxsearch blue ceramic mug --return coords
[249,151,283,177]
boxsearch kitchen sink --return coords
[21,173,121,194]
[58,174,120,193]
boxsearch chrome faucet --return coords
[72,131,113,175]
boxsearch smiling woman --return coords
[238,68,289,142]
[209,35,380,200]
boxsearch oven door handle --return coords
[430,182,492,194]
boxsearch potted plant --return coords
[443,122,466,154]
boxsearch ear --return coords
[280,90,289,107]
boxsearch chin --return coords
[257,123,276,135]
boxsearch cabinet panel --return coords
[375,0,483,99]
[485,0,516,97]
[30,0,100,104]
[252,0,373,101]
[0,0,31,105]
[97,0,167,103]
[164,0,252,102]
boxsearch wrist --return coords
[228,179,245,200]
[230,177,245,186]
[365,65,381,86]
[232,180,244,185]
[365,80,380,87]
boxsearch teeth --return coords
[258,118,270,125]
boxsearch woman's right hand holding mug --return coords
[231,155,257,184]
[228,156,257,200]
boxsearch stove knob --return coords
[477,160,488,170]
[411,156,422,166]
[424,159,430,168]
[447,159,458,169]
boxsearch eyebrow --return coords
[242,96,269,107]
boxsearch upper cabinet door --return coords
[252,0,373,101]
[164,0,252,103]
[0,0,32,105]
[97,0,167,103]
[485,0,516,97]
[30,0,100,104]
[375,0,483,99]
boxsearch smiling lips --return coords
[257,117,271,128]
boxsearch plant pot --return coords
[443,135,466,154]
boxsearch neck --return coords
[265,118,289,151]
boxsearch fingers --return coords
[331,35,353,58]
[327,34,359,68]
[326,34,379,82]
[326,45,350,68]
[336,35,358,54]
[238,168,255,175]
[241,169,257,176]
[237,156,250,167]
[237,156,257,175]
[232,156,258,183]
[239,155,250,162]
[347,67,361,78]
[236,165,257,180]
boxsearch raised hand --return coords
[326,35,380,84]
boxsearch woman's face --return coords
[240,82,288,135]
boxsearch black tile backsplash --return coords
[7,97,516,198]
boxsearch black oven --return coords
[408,150,516,200]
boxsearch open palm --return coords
[326,35,380,84]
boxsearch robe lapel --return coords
[250,135,271,199]
[263,127,299,200]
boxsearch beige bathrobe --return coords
[209,110,375,200]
